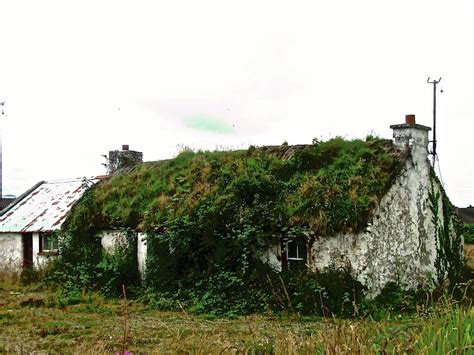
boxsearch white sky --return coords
[0,0,473,207]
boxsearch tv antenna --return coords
[427,77,442,167]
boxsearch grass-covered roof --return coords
[66,137,405,237]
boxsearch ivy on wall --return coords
[428,174,464,284]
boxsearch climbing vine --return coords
[428,173,464,284]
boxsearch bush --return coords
[265,265,365,317]
[463,224,474,244]
[47,229,140,298]
[97,231,139,297]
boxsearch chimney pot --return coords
[122,144,129,151]
[405,114,416,125]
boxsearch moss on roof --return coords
[66,137,405,237]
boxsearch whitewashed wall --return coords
[259,243,282,272]
[312,125,462,296]
[100,230,128,252]
[0,233,22,272]
[309,155,443,297]
[264,126,461,297]
[137,232,147,277]
[32,233,57,269]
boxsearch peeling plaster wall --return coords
[263,126,461,297]
[310,154,442,297]
[0,234,22,272]
[308,126,459,297]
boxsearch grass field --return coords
[1,278,473,354]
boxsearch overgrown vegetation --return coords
[72,137,402,235]
[464,224,474,244]
[46,137,469,316]
[48,137,410,315]
[429,173,465,285]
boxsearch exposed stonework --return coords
[107,145,143,174]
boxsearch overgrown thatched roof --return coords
[65,137,406,237]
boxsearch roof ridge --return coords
[44,176,99,184]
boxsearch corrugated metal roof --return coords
[0,178,98,233]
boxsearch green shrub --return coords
[96,230,139,297]
[266,265,365,317]
[463,224,474,244]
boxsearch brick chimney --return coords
[390,115,431,162]
[107,145,143,174]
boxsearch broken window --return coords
[282,237,307,270]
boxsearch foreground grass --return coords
[0,281,472,354]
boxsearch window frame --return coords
[282,237,308,270]
[39,233,59,255]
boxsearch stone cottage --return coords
[85,115,463,297]
[261,115,463,296]
[1,119,462,297]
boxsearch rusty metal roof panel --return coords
[0,178,98,233]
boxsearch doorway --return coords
[22,233,33,268]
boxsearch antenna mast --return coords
[427,77,441,167]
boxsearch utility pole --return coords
[427,77,441,167]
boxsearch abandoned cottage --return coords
[0,116,464,297]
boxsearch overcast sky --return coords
[0,1,473,207]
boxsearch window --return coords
[283,237,307,270]
[40,233,59,252]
